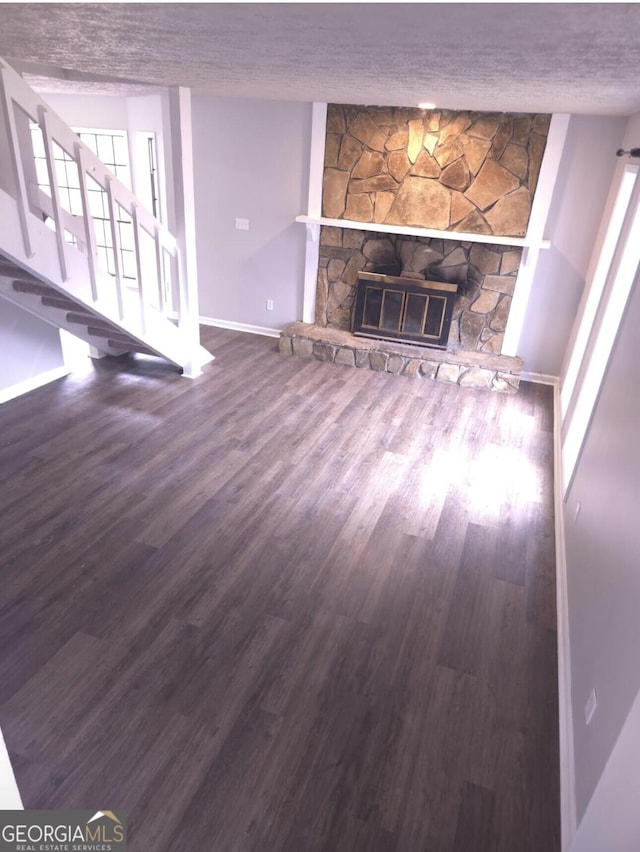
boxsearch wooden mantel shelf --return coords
[295,215,551,250]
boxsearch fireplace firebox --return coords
[352,272,458,349]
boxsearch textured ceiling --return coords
[1,3,639,115]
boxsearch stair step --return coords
[86,325,155,355]
[108,340,155,356]
[11,279,156,357]
[66,312,109,329]
[87,326,132,342]
[41,295,84,312]
[0,257,25,274]
[13,280,57,296]
[0,266,38,284]
[12,278,79,311]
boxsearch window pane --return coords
[114,162,131,186]
[88,189,105,219]
[35,159,51,189]
[68,188,83,217]
[55,158,69,188]
[65,161,80,190]
[96,245,109,271]
[30,125,46,158]
[97,134,115,165]
[117,218,135,253]
[59,186,72,213]
[78,133,98,156]
[94,218,108,247]
[113,135,129,167]
[121,249,137,280]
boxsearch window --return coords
[30,126,138,280]
[562,165,640,495]
[561,165,638,420]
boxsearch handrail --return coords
[0,57,189,340]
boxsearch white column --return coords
[168,86,204,377]
[301,102,327,324]
[502,113,571,356]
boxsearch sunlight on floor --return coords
[416,440,544,521]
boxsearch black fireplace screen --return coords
[352,272,458,349]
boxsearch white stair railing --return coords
[0,58,195,353]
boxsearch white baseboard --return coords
[521,370,560,385]
[0,365,70,404]
[553,379,577,851]
[199,316,282,339]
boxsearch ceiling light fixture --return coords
[418,102,436,110]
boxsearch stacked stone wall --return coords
[323,105,550,238]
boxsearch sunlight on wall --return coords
[59,329,91,373]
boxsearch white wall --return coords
[518,115,626,376]
[41,92,129,131]
[563,236,640,823]
[0,301,66,399]
[570,689,640,852]
[191,97,311,330]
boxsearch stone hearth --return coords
[279,322,522,393]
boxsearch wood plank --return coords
[0,328,559,851]
[453,781,496,852]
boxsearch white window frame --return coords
[562,164,640,495]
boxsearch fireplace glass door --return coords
[353,272,458,349]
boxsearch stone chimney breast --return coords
[322,104,549,238]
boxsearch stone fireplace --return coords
[316,229,522,354]
[281,104,551,392]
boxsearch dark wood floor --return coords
[0,327,559,851]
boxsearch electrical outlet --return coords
[266,299,274,311]
[585,688,597,725]
[235,218,249,231]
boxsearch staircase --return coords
[0,57,212,376]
